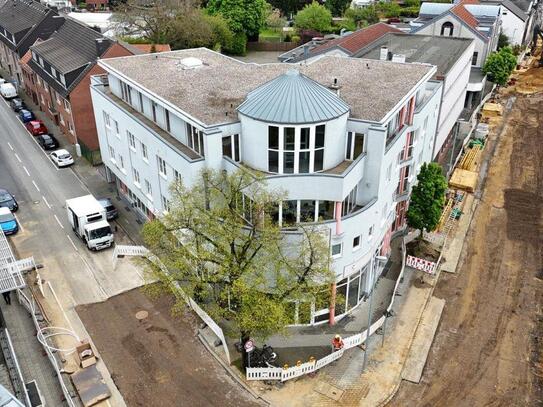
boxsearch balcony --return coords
[91,75,203,163]
[223,153,367,202]
[394,182,410,202]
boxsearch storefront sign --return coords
[406,255,437,275]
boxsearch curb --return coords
[196,332,269,405]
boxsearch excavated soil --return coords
[76,288,261,407]
[390,74,543,405]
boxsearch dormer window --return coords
[39,57,44,67]
[31,51,37,61]
[440,22,454,36]
[51,67,56,77]
[60,74,66,86]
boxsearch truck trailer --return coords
[66,195,114,251]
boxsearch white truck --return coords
[66,195,114,251]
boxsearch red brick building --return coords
[23,19,136,164]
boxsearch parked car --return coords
[97,198,118,220]
[0,207,18,235]
[37,134,59,150]
[0,188,18,211]
[9,98,25,112]
[18,109,35,123]
[25,120,48,136]
[0,83,17,99]
[50,149,74,167]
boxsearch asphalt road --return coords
[0,96,143,407]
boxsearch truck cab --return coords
[66,195,114,251]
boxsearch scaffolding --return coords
[0,229,25,293]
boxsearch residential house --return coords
[480,0,537,44]
[24,18,136,163]
[0,0,64,87]
[278,23,402,62]
[90,48,442,324]
[411,1,502,109]
[356,33,475,174]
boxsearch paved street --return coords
[0,96,145,406]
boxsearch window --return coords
[68,121,74,134]
[59,114,65,125]
[186,123,205,156]
[39,56,44,67]
[36,76,41,86]
[331,243,342,258]
[113,119,119,137]
[174,169,181,182]
[471,51,478,66]
[128,131,136,150]
[342,185,358,217]
[141,142,148,160]
[268,125,326,174]
[118,154,124,169]
[145,179,152,196]
[440,21,454,36]
[281,200,297,225]
[108,145,115,161]
[386,163,392,181]
[121,82,132,104]
[318,201,335,221]
[299,200,316,222]
[138,92,143,112]
[55,92,60,105]
[165,109,171,132]
[152,101,157,122]
[51,66,56,77]
[133,168,140,185]
[60,74,65,86]
[157,156,167,177]
[222,134,240,162]
[353,235,361,250]
[103,111,111,128]
[63,99,70,111]
[346,132,365,160]
[268,126,279,172]
[162,195,170,212]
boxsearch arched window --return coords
[440,22,454,36]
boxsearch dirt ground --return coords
[76,289,261,407]
[390,67,543,405]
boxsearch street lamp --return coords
[362,254,388,372]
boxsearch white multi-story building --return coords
[90,49,442,325]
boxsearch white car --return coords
[50,149,74,167]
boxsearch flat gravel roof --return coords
[101,48,434,126]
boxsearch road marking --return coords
[31,180,40,192]
[54,214,64,229]
[14,153,21,163]
[7,142,13,151]
[66,234,78,251]
[13,213,23,232]
[22,166,30,176]
[42,196,51,209]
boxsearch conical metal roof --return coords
[237,69,350,124]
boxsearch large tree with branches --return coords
[142,169,334,368]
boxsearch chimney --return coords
[95,38,110,57]
[380,46,388,61]
[391,54,406,63]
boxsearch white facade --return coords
[90,51,441,324]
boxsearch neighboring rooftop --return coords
[280,23,401,62]
[356,33,474,79]
[99,48,434,126]
[0,0,48,34]
[31,18,109,74]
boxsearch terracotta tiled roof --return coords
[311,23,402,55]
[20,50,32,65]
[132,44,172,53]
[451,3,480,31]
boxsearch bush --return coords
[284,33,292,42]
[224,31,247,55]
[376,1,401,18]
[291,34,301,43]
[294,1,332,33]
[400,6,419,17]
[332,19,357,33]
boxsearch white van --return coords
[0,83,17,99]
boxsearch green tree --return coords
[498,32,510,49]
[376,1,401,18]
[294,1,332,32]
[142,169,333,368]
[207,0,268,40]
[483,46,517,86]
[407,163,447,237]
[345,6,379,27]
[325,0,351,17]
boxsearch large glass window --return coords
[267,125,326,174]
[318,201,335,220]
[222,134,240,162]
[282,200,297,225]
[346,132,365,160]
[186,123,205,156]
[299,200,316,222]
[342,185,358,217]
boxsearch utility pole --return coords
[362,254,388,372]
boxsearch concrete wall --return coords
[500,5,527,45]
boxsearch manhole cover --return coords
[135,310,148,320]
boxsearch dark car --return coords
[18,109,35,123]
[25,120,48,136]
[10,98,25,112]
[0,188,18,212]
[97,198,118,220]
[37,134,59,150]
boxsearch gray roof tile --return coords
[0,0,48,34]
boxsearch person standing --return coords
[2,291,11,305]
